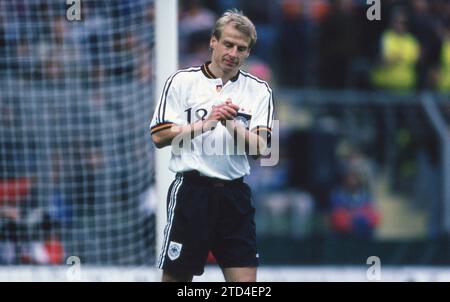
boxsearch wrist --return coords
[225,119,239,131]
[202,119,218,132]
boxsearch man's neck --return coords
[208,62,237,85]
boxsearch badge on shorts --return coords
[168,241,182,260]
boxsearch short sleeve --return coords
[249,84,274,137]
[150,73,185,135]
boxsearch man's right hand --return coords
[204,102,239,128]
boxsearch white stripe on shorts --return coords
[157,174,183,269]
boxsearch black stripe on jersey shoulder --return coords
[150,122,175,135]
[239,70,272,93]
[157,67,202,124]
[239,71,274,129]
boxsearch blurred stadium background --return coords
[1,0,450,281]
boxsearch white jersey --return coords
[150,62,274,180]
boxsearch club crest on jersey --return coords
[168,241,182,260]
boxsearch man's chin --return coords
[222,64,238,74]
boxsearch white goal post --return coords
[154,0,178,281]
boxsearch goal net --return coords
[0,0,156,269]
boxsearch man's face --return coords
[210,23,251,75]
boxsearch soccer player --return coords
[150,9,274,282]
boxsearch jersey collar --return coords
[201,61,240,82]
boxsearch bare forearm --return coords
[152,120,213,148]
[226,122,267,156]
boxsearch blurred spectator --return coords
[371,8,420,91]
[27,17,85,82]
[43,235,65,264]
[277,0,309,87]
[239,0,275,62]
[48,151,72,227]
[318,0,360,89]
[409,0,442,90]
[107,32,140,82]
[309,0,331,23]
[336,142,376,191]
[180,30,211,68]
[179,0,216,59]
[0,177,32,264]
[0,204,21,264]
[69,4,110,86]
[393,127,417,193]
[0,16,5,74]
[66,139,102,218]
[0,178,31,202]
[438,22,450,92]
[18,211,65,265]
[243,59,272,82]
[329,146,380,239]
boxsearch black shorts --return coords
[157,170,258,276]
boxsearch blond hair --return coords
[212,9,257,49]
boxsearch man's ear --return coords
[210,36,217,49]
